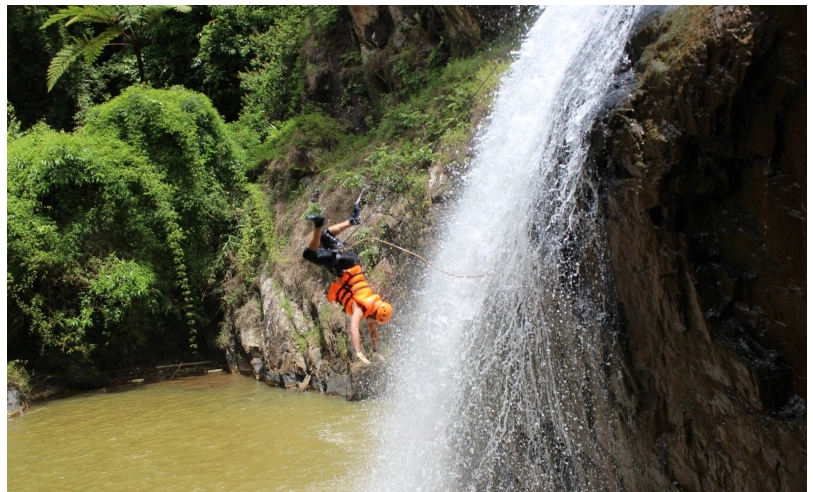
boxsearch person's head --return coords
[375,301,393,324]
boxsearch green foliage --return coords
[70,51,142,126]
[351,226,383,268]
[7,361,32,399]
[84,86,247,349]
[8,128,165,359]
[311,6,340,32]
[7,5,91,131]
[236,6,314,132]
[84,86,246,198]
[141,6,209,92]
[336,333,349,360]
[195,6,282,121]
[393,49,428,97]
[41,5,191,91]
[235,184,284,273]
[332,141,433,222]
[7,103,24,142]
[253,112,346,171]
[217,181,287,316]
[7,87,245,367]
[303,202,323,217]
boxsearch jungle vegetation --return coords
[7,5,537,389]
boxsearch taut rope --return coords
[344,237,485,279]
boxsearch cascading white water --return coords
[365,7,642,491]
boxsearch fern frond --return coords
[132,6,187,39]
[140,5,174,26]
[79,28,122,64]
[116,5,143,25]
[65,5,118,27]
[46,42,83,92]
[40,6,85,29]
[173,6,192,13]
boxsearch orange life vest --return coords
[327,265,383,318]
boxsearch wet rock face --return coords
[592,6,805,491]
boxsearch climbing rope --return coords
[343,237,485,279]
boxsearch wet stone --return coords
[282,373,303,389]
[264,371,283,387]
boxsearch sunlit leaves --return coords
[41,5,190,91]
[7,86,245,363]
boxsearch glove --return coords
[306,215,325,228]
[349,202,361,226]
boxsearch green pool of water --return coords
[7,373,378,491]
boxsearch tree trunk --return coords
[133,41,146,84]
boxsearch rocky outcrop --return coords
[433,6,481,56]
[304,6,537,131]
[223,268,388,399]
[7,388,25,417]
[590,6,805,490]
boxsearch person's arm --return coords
[367,319,379,353]
[349,303,365,355]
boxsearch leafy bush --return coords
[8,87,246,368]
[8,128,166,361]
[237,6,313,132]
[84,85,246,194]
[195,6,283,121]
[7,360,32,399]
[253,112,346,170]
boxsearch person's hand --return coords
[349,202,361,226]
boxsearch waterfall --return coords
[365,7,642,491]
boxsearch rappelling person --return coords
[302,198,392,365]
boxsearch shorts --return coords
[303,231,360,276]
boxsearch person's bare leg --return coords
[327,219,352,237]
[307,225,322,251]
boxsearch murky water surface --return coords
[8,373,376,491]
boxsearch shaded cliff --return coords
[590,5,805,490]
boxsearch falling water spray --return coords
[365,7,644,491]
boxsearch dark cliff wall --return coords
[592,6,805,490]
